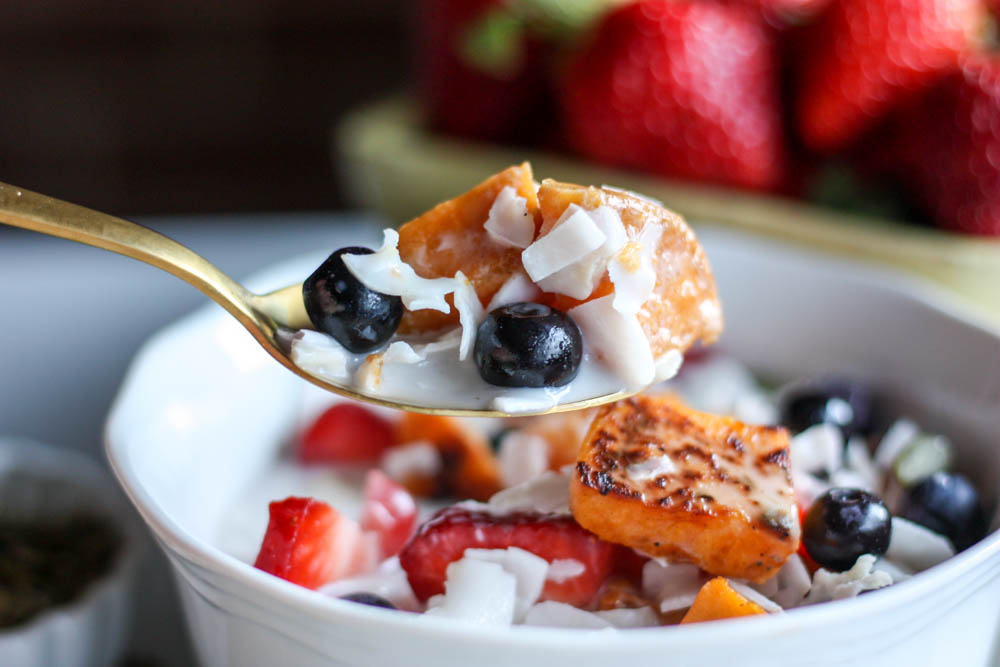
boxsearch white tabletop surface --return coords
[0,211,382,666]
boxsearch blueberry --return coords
[473,303,583,388]
[898,472,987,551]
[302,247,403,353]
[778,377,874,439]
[803,488,891,571]
[339,592,396,609]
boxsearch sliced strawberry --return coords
[613,546,650,584]
[361,470,418,558]
[253,496,377,589]
[299,403,396,464]
[398,507,617,607]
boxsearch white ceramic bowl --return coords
[106,227,1000,667]
[0,437,140,667]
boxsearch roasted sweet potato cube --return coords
[680,577,767,624]
[394,413,502,501]
[570,396,800,583]
[396,162,541,334]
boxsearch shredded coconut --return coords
[802,555,891,605]
[484,186,534,249]
[289,329,351,382]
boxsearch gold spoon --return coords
[0,181,632,417]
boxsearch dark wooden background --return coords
[0,1,410,216]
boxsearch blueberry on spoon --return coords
[474,303,583,388]
[303,247,403,353]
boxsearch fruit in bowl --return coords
[106,219,1000,666]
[247,352,989,627]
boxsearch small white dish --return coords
[106,227,1000,667]
[0,437,140,667]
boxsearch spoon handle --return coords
[0,181,262,327]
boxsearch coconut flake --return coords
[569,295,654,388]
[885,517,955,572]
[487,469,571,515]
[790,424,844,477]
[342,229,456,313]
[874,418,920,469]
[641,560,704,612]
[382,341,424,364]
[462,547,548,622]
[521,205,606,283]
[608,223,661,316]
[485,271,541,312]
[498,431,550,488]
[653,350,683,383]
[533,205,628,300]
[546,558,585,583]
[484,186,535,249]
[802,555,891,604]
[452,270,484,361]
[424,558,516,626]
[289,330,351,382]
[845,436,881,490]
[381,441,441,481]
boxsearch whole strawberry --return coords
[895,54,1000,235]
[417,0,551,143]
[795,0,985,153]
[561,0,786,190]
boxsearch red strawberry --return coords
[416,0,552,143]
[894,53,1000,235]
[253,497,377,590]
[561,0,786,190]
[795,0,985,153]
[360,470,418,558]
[299,403,396,464]
[398,507,618,607]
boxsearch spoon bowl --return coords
[0,181,631,416]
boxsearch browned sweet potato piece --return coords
[680,577,766,624]
[570,396,799,583]
[535,180,722,358]
[396,163,541,334]
[394,413,502,501]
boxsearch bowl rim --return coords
[104,238,1000,650]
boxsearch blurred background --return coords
[2,0,1000,665]
[0,1,409,214]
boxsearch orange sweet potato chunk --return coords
[535,180,722,358]
[394,413,502,501]
[396,163,541,334]
[680,577,767,624]
[570,395,800,583]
